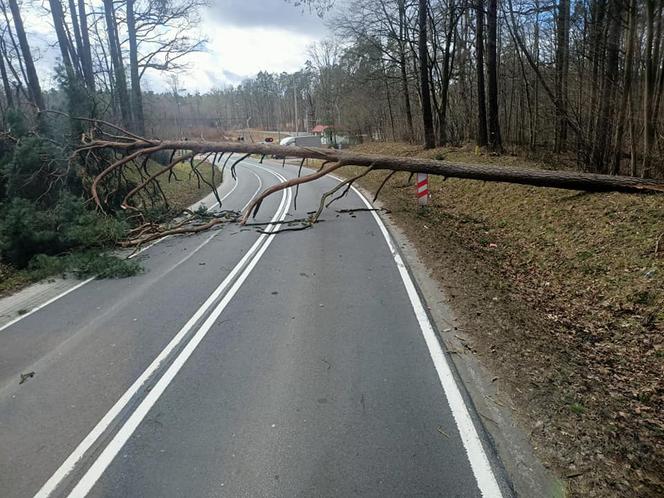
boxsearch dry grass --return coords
[142,159,223,211]
[0,262,31,297]
[345,142,663,497]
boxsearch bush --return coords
[0,194,129,268]
[2,136,75,205]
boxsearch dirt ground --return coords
[344,142,663,497]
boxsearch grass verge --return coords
[344,142,663,497]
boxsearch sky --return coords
[167,0,330,92]
[27,0,331,94]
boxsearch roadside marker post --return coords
[417,172,429,206]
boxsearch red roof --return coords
[312,125,332,133]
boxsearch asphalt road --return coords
[0,157,512,497]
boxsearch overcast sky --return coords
[29,0,331,94]
[158,0,332,92]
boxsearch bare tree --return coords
[7,0,43,109]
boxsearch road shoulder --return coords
[365,190,563,498]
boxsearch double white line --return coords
[35,165,291,498]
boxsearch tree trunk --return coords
[475,0,488,146]
[419,0,435,149]
[90,140,664,211]
[103,0,131,127]
[77,0,95,90]
[588,0,607,144]
[65,0,84,77]
[612,0,636,175]
[7,0,44,110]
[590,0,622,173]
[554,0,570,152]
[398,0,415,142]
[48,0,76,81]
[0,42,13,109]
[486,0,502,152]
[127,0,145,135]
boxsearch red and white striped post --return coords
[417,172,429,206]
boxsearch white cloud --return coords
[25,0,329,94]
[169,20,322,93]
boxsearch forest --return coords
[0,0,662,265]
[141,0,664,181]
[0,0,661,283]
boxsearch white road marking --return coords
[350,184,503,498]
[65,181,292,498]
[33,166,288,498]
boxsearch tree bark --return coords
[86,139,664,210]
[398,0,415,141]
[0,41,13,109]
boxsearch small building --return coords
[311,125,333,136]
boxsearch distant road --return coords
[0,157,511,497]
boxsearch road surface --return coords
[0,157,512,497]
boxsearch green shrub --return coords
[65,252,142,278]
[2,136,73,204]
[0,194,129,268]
[26,254,67,280]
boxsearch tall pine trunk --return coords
[554,0,570,152]
[612,0,636,175]
[398,0,415,142]
[590,0,622,173]
[475,0,488,146]
[48,0,76,81]
[77,0,95,90]
[419,0,435,149]
[103,0,131,127]
[486,0,502,152]
[7,0,44,110]
[127,0,145,135]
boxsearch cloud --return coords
[24,0,331,93]
[208,0,327,35]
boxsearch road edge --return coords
[356,185,563,498]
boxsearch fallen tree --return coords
[71,120,664,246]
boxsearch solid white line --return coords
[0,278,94,333]
[66,183,292,497]
[34,166,288,498]
[350,185,503,498]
